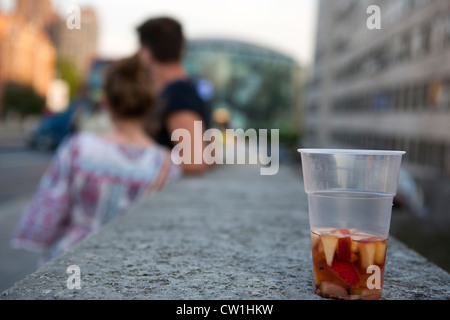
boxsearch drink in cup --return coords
[298,149,405,300]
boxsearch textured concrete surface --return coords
[1,165,449,300]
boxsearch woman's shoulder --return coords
[62,131,173,158]
[58,131,96,146]
[68,131,118,150]
[54,132,108,160]
[73,131,100,143]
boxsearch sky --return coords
[1,0,318,65]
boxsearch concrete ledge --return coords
[1,165,449,299]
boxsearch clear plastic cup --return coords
[298,149,405,300]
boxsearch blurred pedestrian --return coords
[137,16,212,174]
[10,55,181,266]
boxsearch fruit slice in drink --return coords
[321,235,338,266]
[310,228,387,300]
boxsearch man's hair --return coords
[137,17,185,63]
[103,55,154,119]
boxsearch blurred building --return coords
[0,12,56,97]
[184,38,303,133]
[0,0,98,116]
[305,0,450,180]
[14,0,57,30]
[50,7,98,80]
[13,0,99,81]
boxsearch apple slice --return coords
[319,281,348,299]
[375,241,387,265]
[351,288,382,300]
[321,235,338,266]
[359,241,376,270]
[311,233,320,249]
[351,239,359,253]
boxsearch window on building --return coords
[396,87,404,110]
[394,136,403,151]
[404,86,412,110]
[422,83,429,108]
[412,83,424,109]
[429,142,441,169]
[401,33,412,61]
[421,25,431,54]
[428,78,450,110]
[442,80,450,110]
[418,140,428,166]
[430,16,447,52]
[411,26,424,58]
[446,14,450,47]
[437,143,447,173]
[386,90,395,110]
[390,35,403,63]
[408,140,419,164]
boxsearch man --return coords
[137,17,211,174]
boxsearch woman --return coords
[11,55,181,265]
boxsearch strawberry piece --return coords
[327,260,360,286]
[337,236,352,261]
[331,228,352,261]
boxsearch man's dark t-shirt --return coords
[150,79,212,149]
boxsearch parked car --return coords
[27,104,77,151]
[394,168,427,217]
[27,59,113,151]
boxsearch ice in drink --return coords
[311,228,387,300]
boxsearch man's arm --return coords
[166,110,209,174]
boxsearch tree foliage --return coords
[56,58,81,99]
[1,81,45,118]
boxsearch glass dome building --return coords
[183,38,303,133]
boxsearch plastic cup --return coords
[298,148,405,300]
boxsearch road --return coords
[0,146,53,202]
[0,140,53,292]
